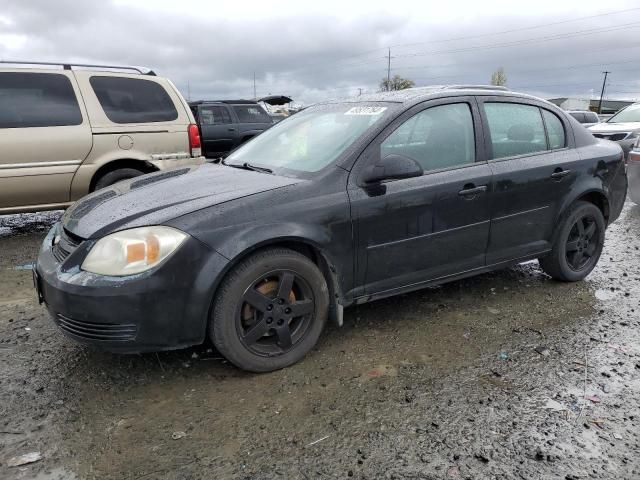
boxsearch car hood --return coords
[62,163,302,239]
[589,122,640,133]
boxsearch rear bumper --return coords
[35,225,228,353]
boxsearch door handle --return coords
[228,128,236,132]
[550,169,571,180]
[458,185,487,197]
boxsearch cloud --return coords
[1,0,639,104]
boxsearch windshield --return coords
[225,103,394,174]
[607,103,640,123]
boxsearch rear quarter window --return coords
[232,105,272,123]
[90,76,178,124]
[0,72,82,128]
[542,110,566,149]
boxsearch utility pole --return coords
[253,72,256,100]
[358,87,362,96]
[598,71,610,114]
[386,48,391,91]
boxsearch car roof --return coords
[0,60,157,76]
[318,85,546,108]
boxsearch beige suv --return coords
[0,61,205,214]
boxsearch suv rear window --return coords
[232,104,272,123]
[0,72,82,128]
[90,76,178,124]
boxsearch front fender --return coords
[190,221,353,305]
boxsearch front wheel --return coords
[539,201,606,282]
[210,248,329,372]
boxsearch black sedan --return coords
[35,86,627,372]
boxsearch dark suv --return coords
[189,100,273,158]
[36,86,627,372]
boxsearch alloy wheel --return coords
[565,214,599,271]
[236,270,315,356]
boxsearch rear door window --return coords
[0,72,82,128]
[232,104,272,123]
[200,106,232,125]
[90,76,178,124]
[484,103,547,159]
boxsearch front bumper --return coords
[628,154,640,205]
[35,225,229,353]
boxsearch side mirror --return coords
[361,154,423,185]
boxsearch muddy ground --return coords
[1,204,639,480]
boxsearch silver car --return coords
[589,103,640,159]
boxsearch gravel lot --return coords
[1,202,639,480]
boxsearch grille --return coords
[592,132,629,141]
[52,229,82,263]
[56,314,137,341]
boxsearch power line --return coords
[391,7,640,48]
[285,7,640,73]
[286,22,640,77]
[394,22,640,59]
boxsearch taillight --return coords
[188,124,201,157]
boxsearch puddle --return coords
[594,288,618,301]
[12,263,35,271]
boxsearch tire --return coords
[539,201,606,282]
[210,248,329,372]
[93,168,145,191]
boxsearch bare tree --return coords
[491,67,507,87]
[379,75,415,92]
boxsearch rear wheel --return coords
[539,201,605,281]
[210,248,329,372]
[93,168,146,191]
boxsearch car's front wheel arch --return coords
[204,239,345,337]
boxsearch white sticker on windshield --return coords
[344,106,387,116]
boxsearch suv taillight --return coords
[188,124,201,157]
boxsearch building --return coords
[548,98,635,114]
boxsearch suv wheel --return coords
[210,248,329,372]
[539,201,605,281]
[94,168,145,191]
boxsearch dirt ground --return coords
[1,203,639,480]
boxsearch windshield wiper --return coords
[223,161,273,174]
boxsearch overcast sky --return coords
[1,0,639,105]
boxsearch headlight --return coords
[81,226,188,276]
[627,131,639,141]
[633,135,640,149]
